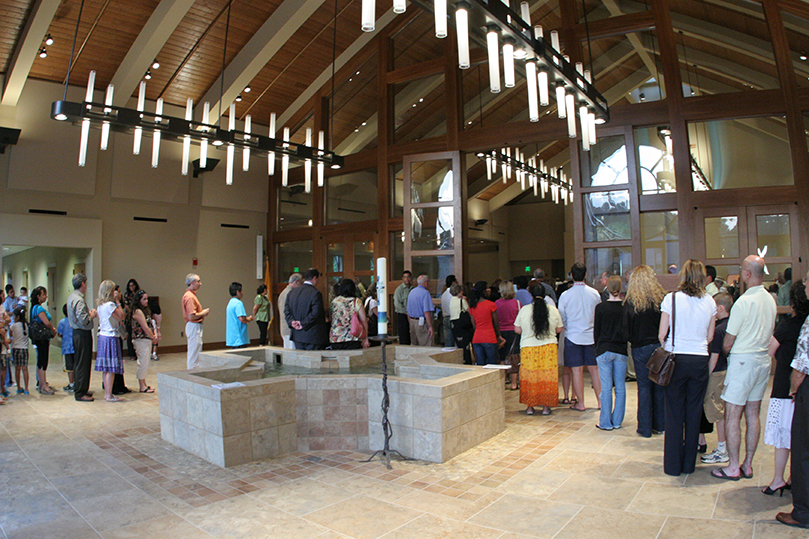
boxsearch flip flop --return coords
[140,386,155,393]
[741,468,754,479]
[711,468,741,481]
[561,398,572,405]
[569,405,586,412]
[542,409,552,416]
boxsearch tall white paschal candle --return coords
[376,257,388,336]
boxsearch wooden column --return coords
[652,0,693,263]
[763,0,809,278]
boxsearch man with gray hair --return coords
[533,267,557,304]
[406,274,434,346]
[182,274,209,369]
[68,273,97,402]
[712,255,776,481]
[277,273,302,349]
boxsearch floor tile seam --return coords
[549,504,585,539]
[543,471,575,502]
[458,491,506,523]
[370,506,429,539]
[653,515,669,539]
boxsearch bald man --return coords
[711,255,776,481]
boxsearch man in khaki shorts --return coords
[711,255,776,480]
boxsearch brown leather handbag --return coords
[648,292,676,386]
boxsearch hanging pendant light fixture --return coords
[51,0,343,178]
[478,149,572,204]
[360,0,608,146]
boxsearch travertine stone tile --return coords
[71,488,172,532]
[385,513,502,539]
[249,478,354,516]
[469,494,582,537]
[627,483,721,519]
[553,506,665,539]
[100,514,214,538]
[305,495,422,539]
[657,516,754,539]
[548,474,643,510]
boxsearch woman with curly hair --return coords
[623,265,668,438]
[762,280,809,495]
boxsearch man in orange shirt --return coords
[183,273,209,369]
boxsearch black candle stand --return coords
[363,334,412,469]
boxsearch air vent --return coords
[221,223,249,229]
[29,209,66,216]
[133,216,167,223]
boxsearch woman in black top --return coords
[594,276,628,430]
[623,265,667,438]
[762,281,809,495]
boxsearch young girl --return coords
[95,280,126,402]
[10,307,30,395]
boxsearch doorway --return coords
[695,204,798,286]
[323,232,378,301]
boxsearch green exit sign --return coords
[294,267,300,272]
[525,266,531,272]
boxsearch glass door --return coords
[695,204,798,288]
[322,233,377,304]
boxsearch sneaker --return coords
[701,448,729,463]
[63,384,75,392]
[16,388,24,394]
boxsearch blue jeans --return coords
[473,343,499,365]
[633,343,666,437]
[597,351,628,429]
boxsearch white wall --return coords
[0,79,270,348]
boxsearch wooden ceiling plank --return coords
[277,8,399,129]
[110,0,195,106]
[1,0,61,106]
[199,0,325,122]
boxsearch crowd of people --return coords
[0,274,161,403]
[270,258,807,530]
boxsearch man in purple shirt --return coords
[407,275,435,346]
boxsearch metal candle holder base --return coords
[362,334,412,469]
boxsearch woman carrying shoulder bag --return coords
[658,260,716,476]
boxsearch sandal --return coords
[561,398,572,405]
[542,409,552,416]
[139,386,155,393]
[711,468,741,481]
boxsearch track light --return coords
[144,69,152,80]
[44,34,54,46]
[243,85,251,93]
[38,47,47,58]
[235,94,243,102]
[151,59,160,69]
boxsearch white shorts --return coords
[721,352,770,406]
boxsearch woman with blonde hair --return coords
[95,280,127,402]
[659,260,716,476]
[623,265,667,438]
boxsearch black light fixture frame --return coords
[50,100,345,170]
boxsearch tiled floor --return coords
[0,351,799,538]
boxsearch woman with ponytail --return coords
[515,284,564,415]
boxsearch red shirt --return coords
[470,300,497,343]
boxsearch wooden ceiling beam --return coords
[277,8,400,129]
[199,0,325,123]
[110,0,195,106]
[1,0,61,106]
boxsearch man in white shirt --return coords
[558,263,602,411]
[712,255,776,481]
[440,275,456,348]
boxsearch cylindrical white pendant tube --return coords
[361,0,374,32]
[503,40,515,88]
[526,61,538,121]
[556,84,566,118]
[393,0,405,14]
[487,28,501,93]
[565,94,576,138]
[456,4,470,69]
[435,0,447,38]
[243,114,251,172]
[580,104,590,151]
[317,130,325,187]
[152,98,163,168]
[100,84,114,150]
[538,69,549,106]
[268,112,276,175]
